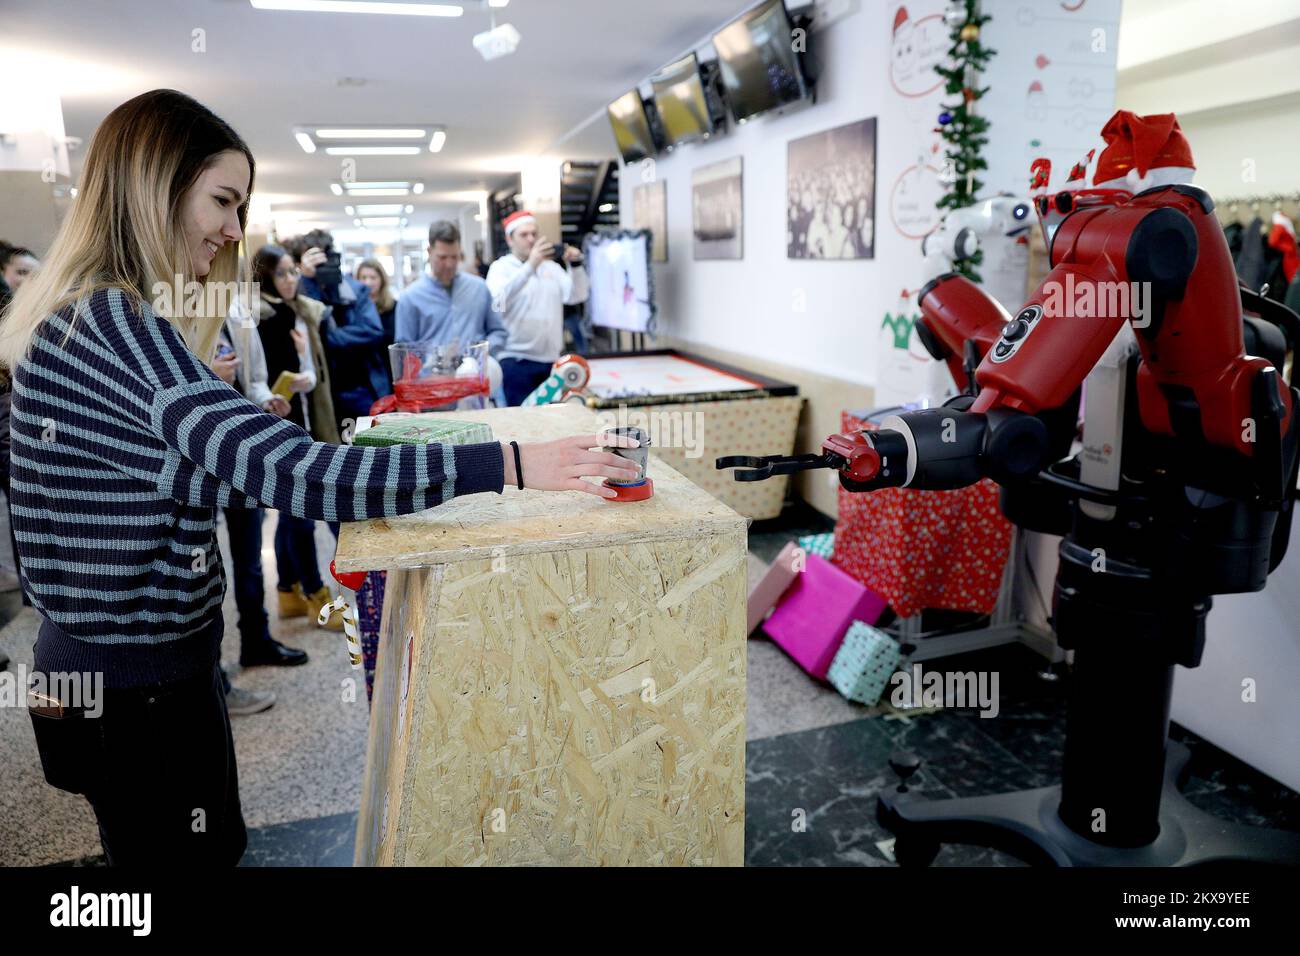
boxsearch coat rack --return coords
[1214,192,1300,226]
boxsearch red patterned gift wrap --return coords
[831,411,1013,619]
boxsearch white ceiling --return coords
[1116,0,1300,117]
[3,0,745,233]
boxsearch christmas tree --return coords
[935,0,996,281]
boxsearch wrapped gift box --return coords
[796,532,834,560]
[762,554,888,680]
[827,621,901,706]
[833,411,1012,618]
[747,541,801,636]
[355,414,493,448]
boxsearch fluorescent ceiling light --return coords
[343,181,411,190]
[355,203,404,214]
[330,183,344,195]
[294,130,316,153]
[429,129,447,153]
[412,182,425,194]
[404,204,414,213]
[354,218,362,226]
[346,188,410,196]
[362,217,401,226]
[250,1,463,17]
[344,205,355,215]
[488,0,509,7]
[316,127,427,139]
[324,145,421,155]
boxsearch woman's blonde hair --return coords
[0,89,255,371]
[357,258,395,314]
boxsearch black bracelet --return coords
[508,440,524,490]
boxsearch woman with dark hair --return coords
[249,243,341,629]
[2,89,640,866]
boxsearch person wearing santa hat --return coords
[486,210,589,406]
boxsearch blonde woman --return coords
[356,257,397,352]
[2,89,639,866]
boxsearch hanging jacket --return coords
[1267,212,1298,283]
[1234,216,1268,290]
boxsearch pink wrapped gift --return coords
[747,541,802,636]
[762,554,888,680]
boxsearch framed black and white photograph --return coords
[787,117,877,259]
[633,180,668,263]
[692,156,743,260]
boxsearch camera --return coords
[316,250,343,290]
[550,242,582,264]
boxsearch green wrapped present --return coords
[797,532,834,560]
[827,621,901,706]
[355,415,493,448]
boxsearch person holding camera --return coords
[486,211,588,406]
[290,229,390,421]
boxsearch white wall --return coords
[618,0,894,385]
[618,0,1122,395]
[1113,2,1300,793]
[1173,97,1300,200]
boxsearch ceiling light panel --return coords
[324,145,421,155]
[316,127,427,139]
[251,1,463,17]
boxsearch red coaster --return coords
[603,477,654,502]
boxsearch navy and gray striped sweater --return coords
[12,288,504,688]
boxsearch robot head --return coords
[985,194,1033,238]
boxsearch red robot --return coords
[719,111,1300,866]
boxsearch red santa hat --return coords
[893,6,909,35]
[503,210,536,237]
[1093,110,1194,186]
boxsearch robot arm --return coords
[721,185,1295,507]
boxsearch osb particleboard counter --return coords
[338,403,747,866]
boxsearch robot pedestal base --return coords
[877,741,1300,867]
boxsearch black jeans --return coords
[274,512,324,594]
[30,662,247,866]
[222,506,275,656]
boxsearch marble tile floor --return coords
[2,499,1296,867]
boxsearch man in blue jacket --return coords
[290,230,391,422]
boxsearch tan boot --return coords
[278,584,310,620]
[306,586,343,631]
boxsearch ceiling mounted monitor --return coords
[607,91,658,165]
[713,0,813,125]
[650,53,721,149]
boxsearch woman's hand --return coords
[501,433,642,499]
[262,396,291,417]
[291,327,307,355]
[212,353,239,385]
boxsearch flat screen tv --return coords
[651,53,715,149]
[583,230,655,334]
[607,91,657,164]
[713,0,811,124]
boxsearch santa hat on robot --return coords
[502,210,537,237]
[1091,110,1196,192]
